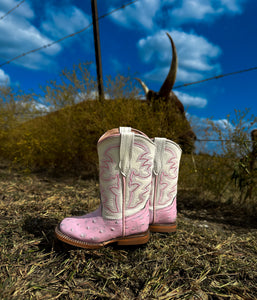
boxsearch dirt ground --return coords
[0,162,256,299]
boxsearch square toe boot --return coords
[149,138,182,233]
[55,127,155,249]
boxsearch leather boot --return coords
[55,127,155,249]
[149,138,182,233]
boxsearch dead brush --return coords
[0,63,192,174]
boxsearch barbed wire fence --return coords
[174,66,257,90]
[0,0,256,148]
[0,0,139,68]
[0,0,256,84]
[196,139,254,143]
[0,0,25,21]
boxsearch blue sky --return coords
[0,0,257,129]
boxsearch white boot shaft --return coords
[149,138,182,229]
[98,127,155,222]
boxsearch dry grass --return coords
[0,160,256,300]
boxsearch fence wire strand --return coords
[174,66,257,89]
[196,139,253,143]
[0,0,138,68]
[0,0,256,89]
[0,0,25,21]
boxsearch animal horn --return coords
[158,33,178,98]
[135,78,149,95]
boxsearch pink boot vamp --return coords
[59,207,122,243]
[124,202,149,236]
[59,204,149,244]
[149,197,177,224]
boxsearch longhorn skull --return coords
[136,33,196,152]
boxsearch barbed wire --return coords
[0,0,25,21]
[0,0,138,68]
[0,0,256,101]
[174,66,257,89]
[0,0,256,89]
[196,139,253,143]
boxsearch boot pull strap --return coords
[119,127,134,177]
[154,138,166,175]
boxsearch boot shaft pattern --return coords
[150,138,182,210]
[98,128,155,220]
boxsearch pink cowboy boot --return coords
[55,127,155,249]
[149,138,182,233]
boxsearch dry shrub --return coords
[179,109,257,213]
[180,153,231,201]
[1,98,191,174]
[0,63,190,174]
[0,86,43,170]
[210,109,257,209]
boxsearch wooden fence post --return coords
[91,0,104,101]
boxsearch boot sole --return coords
[149,223,176,233]
[55,226,150,249]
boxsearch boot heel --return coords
[149,223,176,233]
[117,231,150,246]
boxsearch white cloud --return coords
[213,118,233,131]
[109,0,246,30]
[20,99,51,113]
[169,0,217,25]
[0,69,10,86]
[41,6,91,39]
[0,2,61,70]
[0,0,34,19]
[168,0,246,26]
[110,0,160,30]
[31,101,50,113]
[0,2,92,72]
[138,30,221,84]
[219,0,245,13]
[74,91,98,102]
[191,115,233,139]
[174,91,207,108]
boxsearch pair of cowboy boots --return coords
[55,127,182,249]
